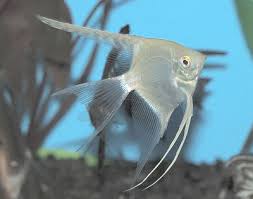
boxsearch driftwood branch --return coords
[241,124,253,153]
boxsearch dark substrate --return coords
[20,157,236,199]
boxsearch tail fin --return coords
[52,76,130,151]
[37,16,137,50]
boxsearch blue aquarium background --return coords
[41,0,253,164]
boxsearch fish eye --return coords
[180,56,191,68]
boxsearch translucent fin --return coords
[130,91,162,183]
[37,16,137,50]
[52,76,130,151]
[125,94,192,192]
[143,95,193,190]
[105,47,133,77]
[101,24,133,79]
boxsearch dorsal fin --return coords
[37,16,138,50]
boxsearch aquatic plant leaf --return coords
[235,0,253,57]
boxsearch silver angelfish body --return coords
[38,16,206,190]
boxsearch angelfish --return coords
[38,16,206,190]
